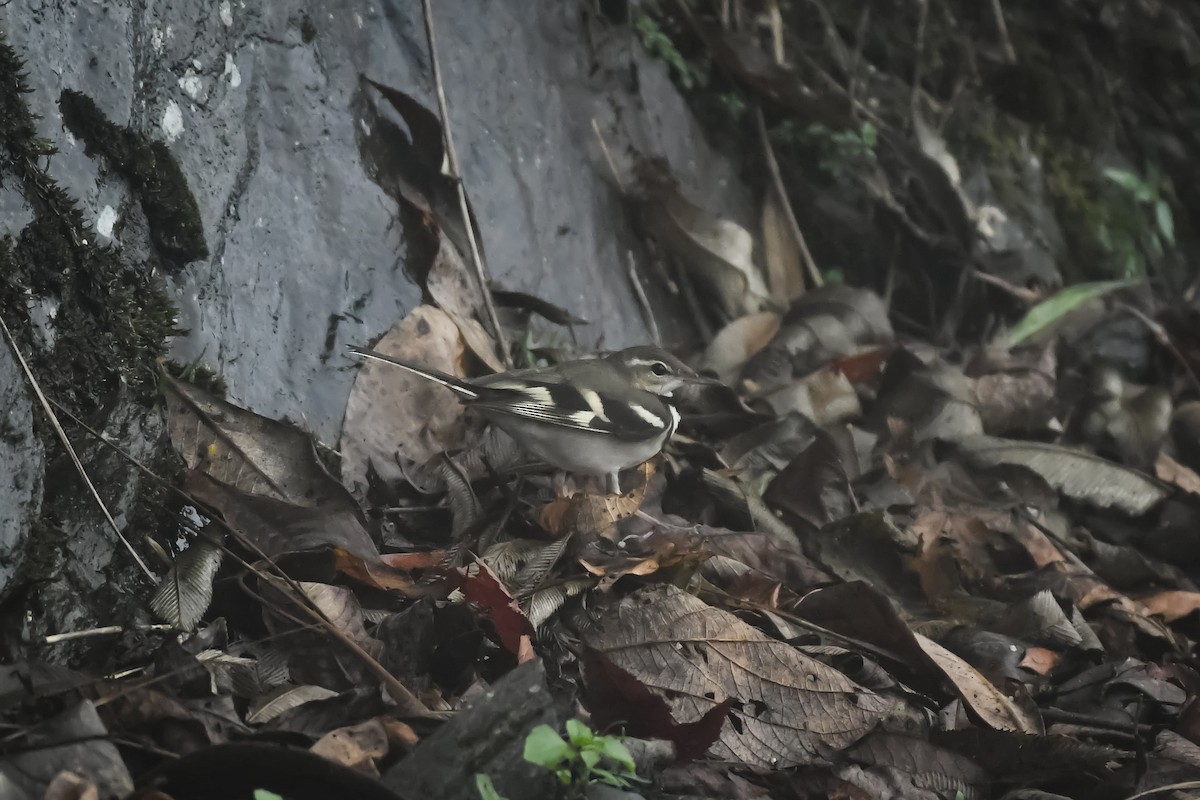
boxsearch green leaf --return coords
[861,122,878,148]
[1008,279,1141,346]
[579,748,601,770]
[555,769,572,786]
[565,719,593,748]
[592,736,637,774]
[590,768,631,789]
[1123,249,1142,278]
[1104,167,1151,201]
[524,724,574,769]
[254,792,284,800]
[475,774,509,800]
[1156,199,1175,245]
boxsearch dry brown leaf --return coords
[742,285,894,390]
[703,312,782,385]
[1139,590,1200,623]
[298,582,382,658]
[310,717,391,776]
[339,305,470,493]
[636,162,771,319]
[538,461,653,537]
[585,584,895,767]
[164,375,358,512]
[44,771,99,800]
[426,231,504,372]
[845,731,989,798]
[914,633,1043,734]
[759,364,862,426]
[1156,451,1200,495]
[247,685,340,725]
[761,186,806,302]
[953,435,1170,515]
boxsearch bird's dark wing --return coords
[471,380,677,441]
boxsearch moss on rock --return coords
[58,88,208,267]
[0,32,181,413]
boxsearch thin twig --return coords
[45,394,432,715]
[753,106,823,290]
[765,0,784,65]
[0,315,156,583]
[910,0,928,115]
[45,624,174,644]
[263,572,430,716]
[971,268,1040,304]
[845,5,870,115]
[988,0,1018,64]
[1118,302,1200,398]
[626,250,661,345]
[591,118,624,193]
[420,0,511,368]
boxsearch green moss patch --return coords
[58,89,208,267]
[0,33,181,413]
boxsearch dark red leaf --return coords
[582,646,729,760]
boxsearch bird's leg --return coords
[605,471,621,495]
[552,471,571,498]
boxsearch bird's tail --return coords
[346,346,479,400]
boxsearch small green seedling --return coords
[1095,165,1176,277]
[525,720,644,790]
[476,720,644,799]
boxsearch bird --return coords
[347,344,713,493]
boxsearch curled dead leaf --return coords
[339,305,470,493]
[538,461,653,537]
[634,159,771,319]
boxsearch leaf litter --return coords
[12,11,1200,800]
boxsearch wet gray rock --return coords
[3,0,750,442]
[384,658,564,800]
[0,344,43,602]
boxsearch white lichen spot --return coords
[354,12,363,28]
[161,101,184,142]
[151,28,165,53]
[178,69,203,100]
[96,205,118,239]
[222,53,241,88]
[192,58,202,69]
[219,0,233,26]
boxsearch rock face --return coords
[3,0,750,442]
[0,345,43,602]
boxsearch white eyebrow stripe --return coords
[628,403,665,429]
[579,389,610,421]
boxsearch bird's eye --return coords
[650,361,669,376]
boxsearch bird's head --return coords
[609,345,714,396]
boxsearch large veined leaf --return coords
[584,584,894,767]
[953,435,1170,515]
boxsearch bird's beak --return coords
[682,373,724,387]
